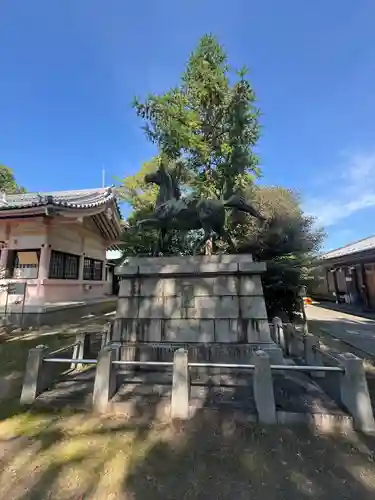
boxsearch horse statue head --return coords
[145,165,181,202]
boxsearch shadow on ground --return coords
[306,304,375,412]
[0,310,112,423]
[0,403,375,500]
[2,297,375,498]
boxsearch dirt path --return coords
[306,304,375,358]
[0,413,375,500]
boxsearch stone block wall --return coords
[114,255,273,348]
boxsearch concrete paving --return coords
[306,304,375,358]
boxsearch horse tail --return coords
[224,195,265,221]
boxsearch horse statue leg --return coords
[137,217,160,228]
[218,227,236,253]
[154,227,167,256]
[224,195,266,224]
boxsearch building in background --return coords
[105,248,123,296]
[0,187,122,326]
[310,235,375,311]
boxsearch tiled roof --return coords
[0,187,115,210]
[322,235,375,260]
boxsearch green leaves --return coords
[119,34,325,318]
[235,186,325,319]
[0,165,26,194]
[133,34,261,199]
[116,158,160,213]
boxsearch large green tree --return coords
[133,34,260,199]
[0,165,26,194]
[125,34,262,253]
[236,186,324,318]
[119,34,324,316]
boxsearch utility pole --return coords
[102,167,106,188]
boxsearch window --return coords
[49,251,79,279]
[83,257,103,281]
[83,258,92,280]
[11,250,40,279]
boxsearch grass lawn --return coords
[0,319,375,499]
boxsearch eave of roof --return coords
[321,234,375,261]
[0,187,124,241]
[0,187,116,211]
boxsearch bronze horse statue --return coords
[137,163,265,254]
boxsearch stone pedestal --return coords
[114,255,275,362]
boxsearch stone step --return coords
[33,368,349,419]
[34,369,96,409]
[111,372,347,415]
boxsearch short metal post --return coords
[171,348,190,420]
[340,353,375,434]
[20,345,49,404]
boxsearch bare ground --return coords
[307,309,375,408]
[0,411,375,500]
[0,310,375,499]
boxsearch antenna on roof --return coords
[102,166,106,188]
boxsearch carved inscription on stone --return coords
[181,284,195,309]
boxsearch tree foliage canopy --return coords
[133,34,260,199]
[0,165,26,194]
[235,187,324,318]
[119,34,325,318]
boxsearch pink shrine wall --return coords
[0,217,113,309]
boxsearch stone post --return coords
[304,334,324,378]
[272,317,285,351]
[101,321,112,349]
[112,318,122,342]
[286,326,300,357]
[283,324,292,356]
[93,346,118,413]
[20,345,48,404]
[71,332,91,370]
[262,346,284,364]
[340,353,375,433]
[253,350,276,424]
[171,348,190,420]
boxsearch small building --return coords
[310,235,375,310]
[105,249,123,296]
[0,187,122,326]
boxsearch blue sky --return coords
[1,0,375,251]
